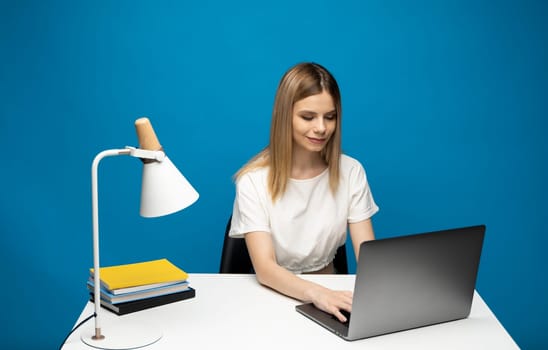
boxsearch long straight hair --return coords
[236,62,342,201]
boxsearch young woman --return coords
[229,62,379,322]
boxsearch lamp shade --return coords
[140,156,199,217]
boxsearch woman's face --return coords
[291,91,336,154]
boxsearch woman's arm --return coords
[245,231,352,322]
[348,218,375,261]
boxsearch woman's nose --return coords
[314,118,326,133]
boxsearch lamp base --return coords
[81,319,162,349]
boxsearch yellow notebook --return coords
[90,258,188,291]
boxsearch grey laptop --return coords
[296,225,485,341]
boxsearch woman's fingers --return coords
[314,289,353,322]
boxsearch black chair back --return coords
[219,216,254,273]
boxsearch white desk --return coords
[62,274,518,349]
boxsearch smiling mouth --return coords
[307,137,326,144]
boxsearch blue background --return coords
[1,0,546,348]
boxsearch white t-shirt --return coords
[229,154,379,273]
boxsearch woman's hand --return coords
[306,285,353,322]
[245,231,353,322]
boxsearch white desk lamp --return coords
[81,118,199,349]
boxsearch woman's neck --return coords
[291,149,327,179]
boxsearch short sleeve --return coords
[347,160,379,223]
[229,171,272,238]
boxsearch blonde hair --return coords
[236,62,342,201]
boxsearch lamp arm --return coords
[126,146,165,162]
[90,149,131,340]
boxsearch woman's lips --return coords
[307,137,326,144]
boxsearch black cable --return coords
[58,313,95,350]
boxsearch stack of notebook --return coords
[88,258,195,315]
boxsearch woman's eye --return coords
[301,115,314,121]
[325,114,336,120]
